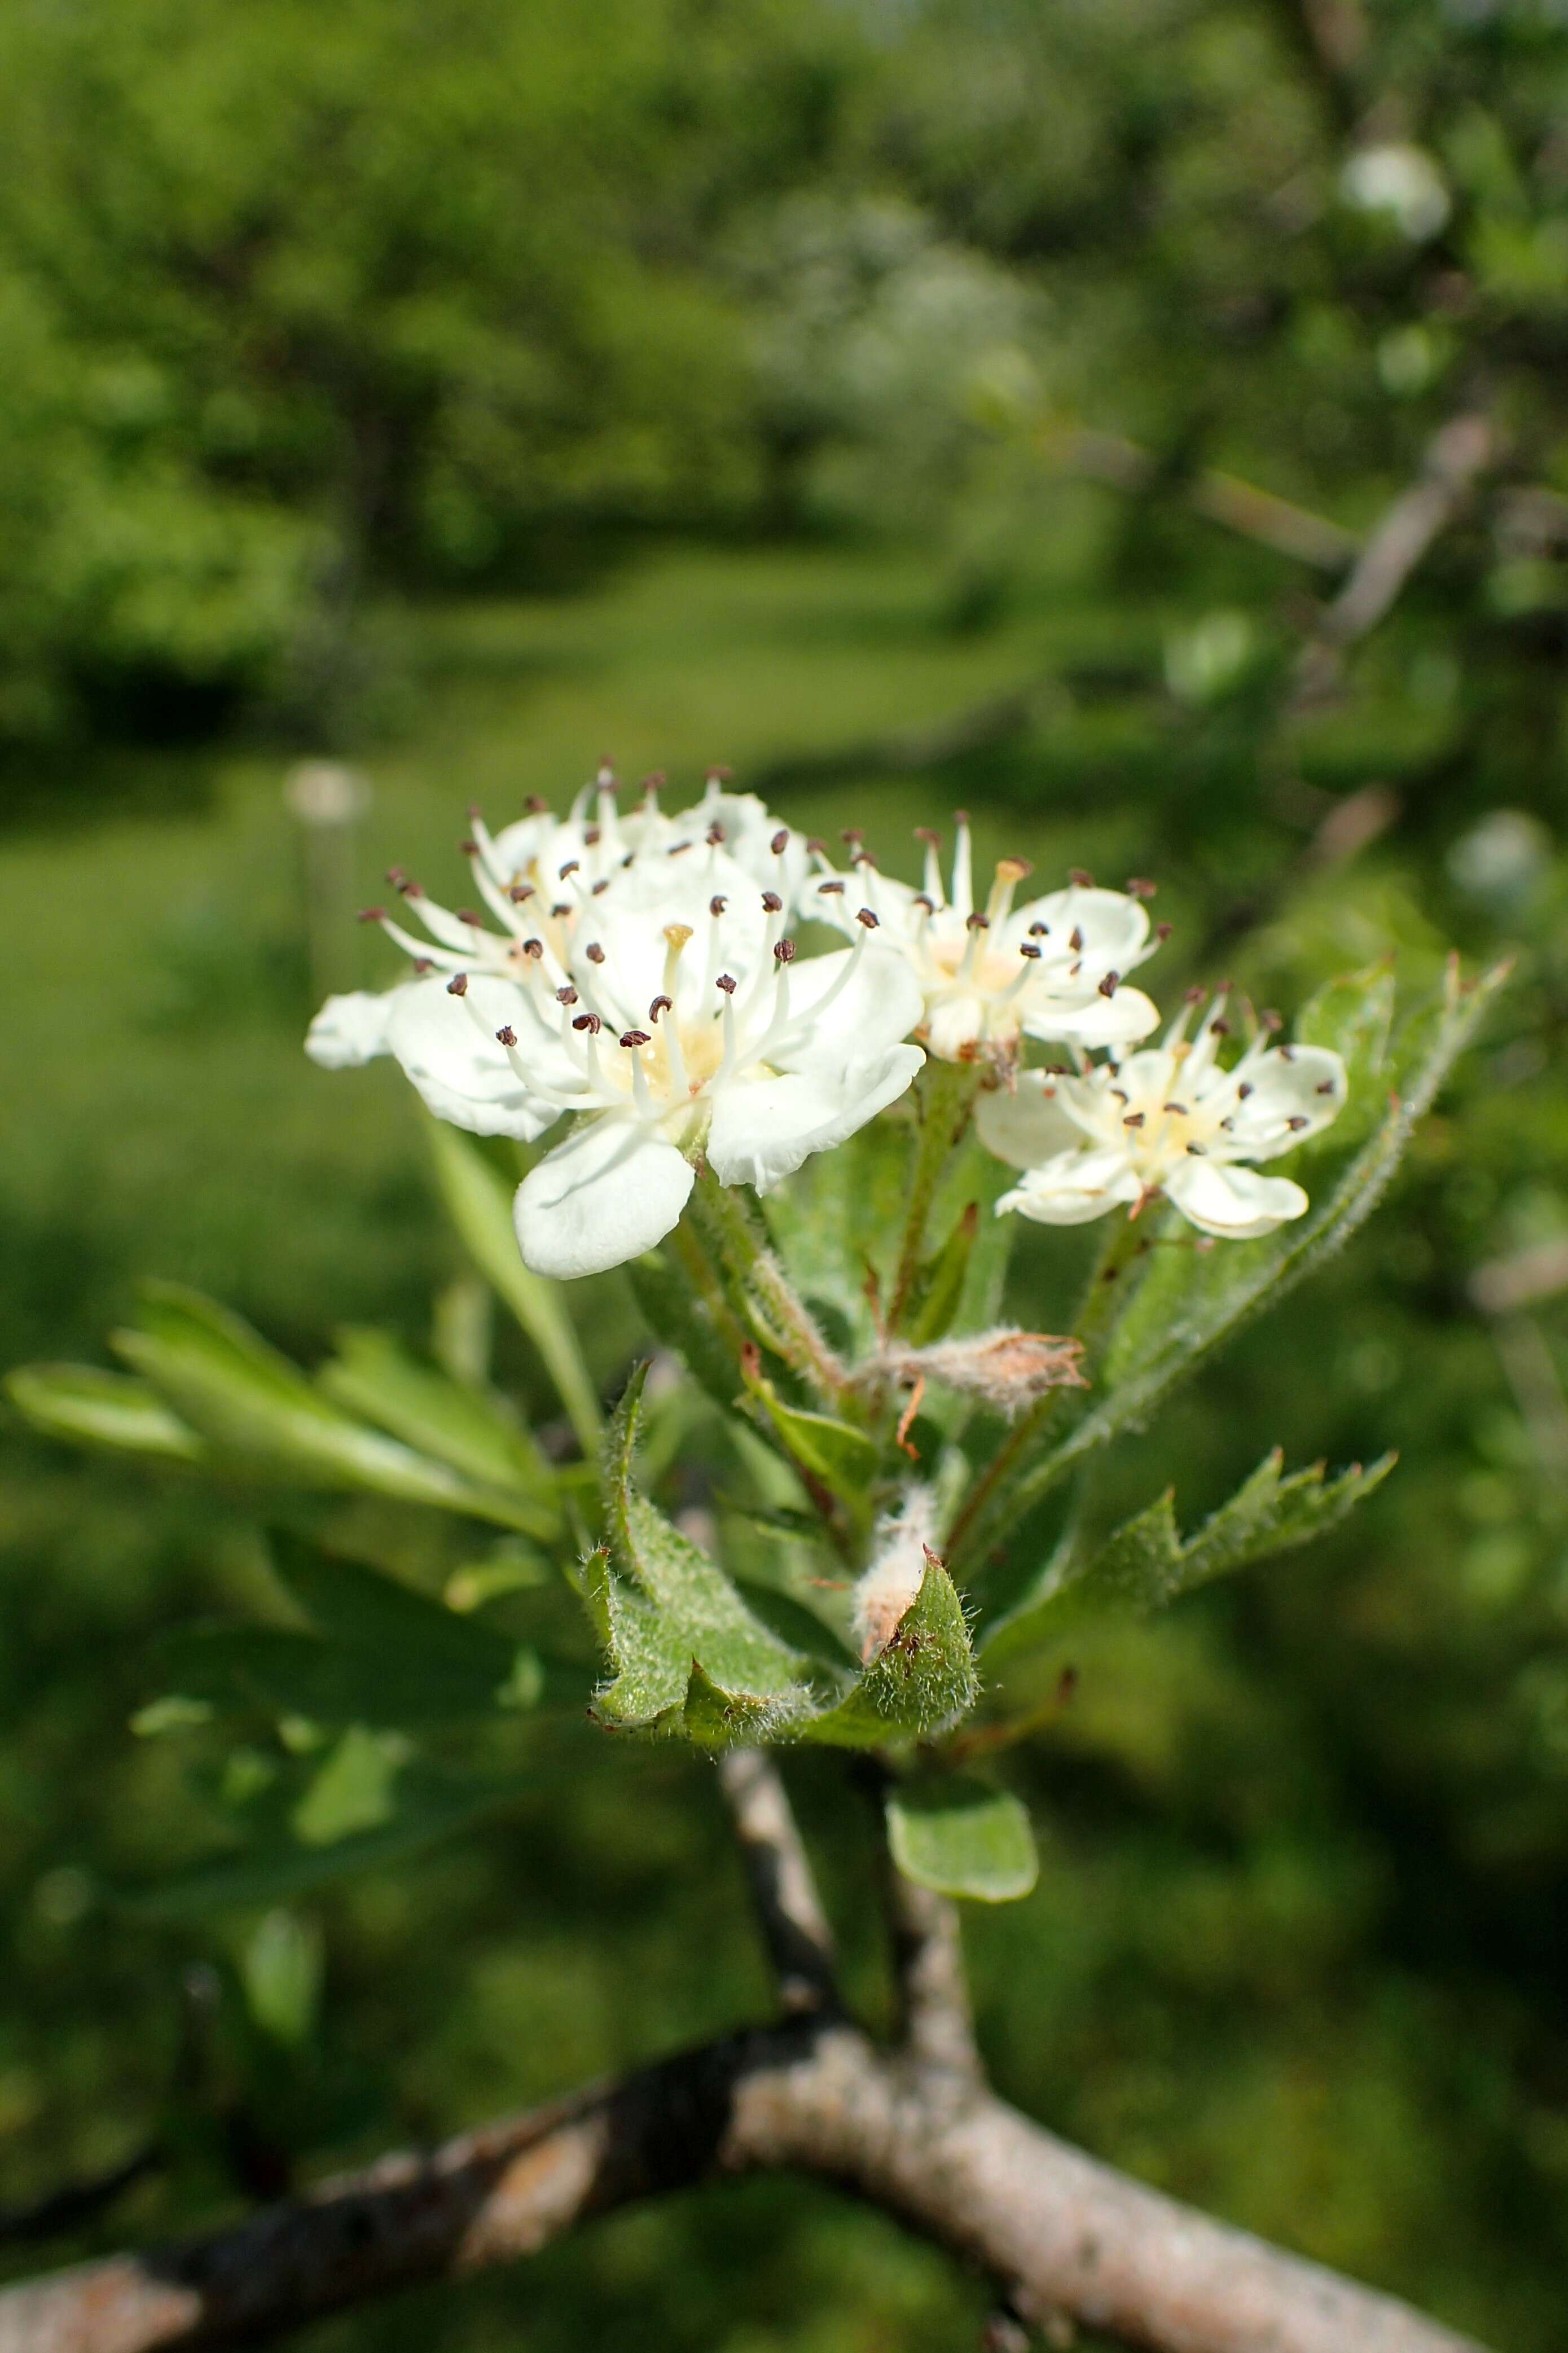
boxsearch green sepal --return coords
[886,1773,1038,1902]
[985,1450,1396,1666]
[797,1558,977,1748]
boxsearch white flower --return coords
[308,779,926,1278]
[806,815,1162,1061]
[978,996,1346,1240]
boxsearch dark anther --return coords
[967,911,989,932]
[1163,1101,1188,1116]
[954,807,970,825]
[1186,1141,1207,1155]
[1123,1111,1145,1128]
[1029,920,1049,936]
[556,986,578,1006]
[401,879,424,898]
[447,974,469,996]
[1209,1017,1231,1035]
[1220,1115,1236,1130]
[357,906,384,923]
[710,894,727,916]
[857,907,880,929]
[385,865,407,885]
[1316,1079,1336,1094]
[1237,1081,1254,1099]
[805,836,826,855]
[761,890,783,912]
[642,771,666,791]
[717,973,737,995]
[1069,867,1094,888]
[914,826,942,846]
[775,938,797,963]
[1185,984,1207,1004]
[1156,920,1174,941]
[1069,927,1084,952]
[522,937,543,958]
[1261,1008,1283,1031]
[585,943,605,964]
[551,903,571,919]
[455,909,482,927]
[1110,1087,1128,1104]
[413,958,433,975]
[508,883,535,903]
[706,764,733,783]
[524,794,548,814]
[706,823,726,846]
[495,1026,517,1047]
[912,893,934,912]
[558,859,579,880]
[1279,1044,1297,1061]
[1099,971,1121,998]
[649,995,673,1021]
[1287,1114,1309,1131]
[770,829,788,854]
[841,827,864,845]
[818,879,846,895]
[458,838,478,857]
[583,824,601,847]
[667,840,693,858]
[1020,942,1042,960]
[591,878,609,895]
[572,1013,601,1034]
[1126,876,1157,898]
[620,1030,651,1050]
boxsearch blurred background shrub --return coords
[5,2,1568,2348]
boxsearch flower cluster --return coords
[309,770,1346,1276]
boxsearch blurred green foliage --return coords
[5,2,1568,2349]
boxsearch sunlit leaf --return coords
[6,1362,205,1461]
[886,1773,1038,1901]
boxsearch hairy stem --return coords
[886,1062,982,1336]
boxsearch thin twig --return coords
[715,1749,839,2015]
[0,2019,1492,2353]
[884,1871,981,2081]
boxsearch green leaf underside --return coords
[886,1775,1038,1902]
[5,1362,205,1460]
[103,1283,558,1533]
[985,1449,1396,1666]
[971,962,1505,1559]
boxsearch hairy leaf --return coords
[886,1773,1038,1902]
[797,1558,978,1748]
[985,1450,1395,1666]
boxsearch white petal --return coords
[1226,1044,1347,1158]
[770,944,925,1070]
[1005,886,1152,972]
[512,1114,695,1278]
[925,991,987,1060]
[1164,1158,1308,1238]
[1021,983,1161,1050]
[706,1045,925,1193]
[996,1145,1141,1226]
[976,1070,1082,1170]
[384,975,561,1142]
[305,991,398,1069]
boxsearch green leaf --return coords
[763,1114,912,1353]
[972,960,1505,1561]
[626,1245,742,1416]
[119,1762,533,1919]
[731,1577,860,1673]
[594,1366,806,1734]
[886,1775,1038,1902]
[425,1121,601,1455]
[5,1362,205,1461]
[292,1726,408,1845]
[110,1283,553,1534]
[985,1450,1396,1666]
[745,1386,880,1507]
[319,1326,555,1502]
[798,1558,978,1748]
[1294,960,1396,1152]
[240,1910,323,2048]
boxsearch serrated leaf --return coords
[967,960,1505,1564]
[6,1362,205,1461]
[319,1326,555,1502]
[797,1558,978,1747]
[594,1366,805,1732]
[425,1121,600,1455]
[985,1450,1395,1666]
[886,1775,1038,1902]
[109,1284,554,1534]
